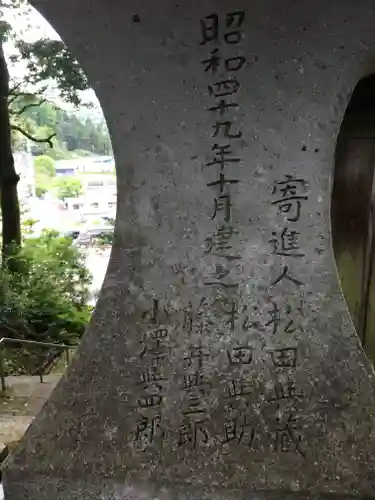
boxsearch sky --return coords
[3,2,103,116]
[5,2,58,41]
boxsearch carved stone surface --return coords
[4,1,375,498]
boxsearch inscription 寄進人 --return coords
[268,175,309,297]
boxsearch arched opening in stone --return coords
[332,74,375,364]
[0,2,115,451]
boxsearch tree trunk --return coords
[0,39,21,268]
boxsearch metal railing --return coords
[0,338,71,391]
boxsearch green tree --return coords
[0,228,92,372]
[0,26,20,269]
[0,0,90,266]
[22,103,112,159]
[34,154,55,197]
[54,176,83,200]
[34,154,55,177]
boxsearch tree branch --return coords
[8,90,35,101]
[11,125,56,147]
[10,98,47,115]
[8,81,23,100]
[8,94,19,104]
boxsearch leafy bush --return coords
[34,155,55,177]
[54,176,83,200]
[0,229,92,374]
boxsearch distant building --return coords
[54,159,116,224]
[80,173,116,195]
[55,161,76,176]
[55,156,115,176]
[78,156,114,173]
[64,193,116,223]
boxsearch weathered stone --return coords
[4,0,375,498]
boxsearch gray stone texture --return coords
[4,0,375,498]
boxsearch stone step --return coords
[0,375,62,445]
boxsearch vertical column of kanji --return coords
[262,176,311,459]
[132,299,170,450]
[199,8,266,455]
[177,299,211,450]
[175,11,247,452]
[200,10,246,290]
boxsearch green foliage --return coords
[34,155,55,197]
[15,39,90,106]
[22,217,38,235]
[0,229,92,348]
[10,99,112,159]
[34,155,55,177]
[35,179,50,198]
[35,186,46,198]
[4,2,112,160]
[54,176,83,200]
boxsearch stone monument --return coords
[4,0,375,498]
